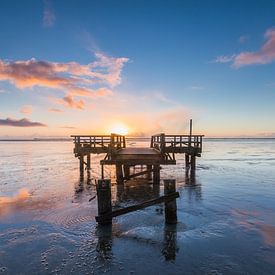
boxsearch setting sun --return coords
[109,123,129,135]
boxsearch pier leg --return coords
[164,179,177,224]
[190,155,196,177]
[87,154,91,171]
[79,154,84,180]
[123,165,130,180]
[96,179,112,225]
[147,165,152,180]
[185,154,190,173]
[116,164,124,184]
[87,154,91,180]
[101,164,104,179]
[153,165,160,184]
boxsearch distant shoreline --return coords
[0,137,275,142]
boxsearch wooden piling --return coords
[190,155,196,176]
[147,165,152,180]
[116,164,124,184]
[96,179,112,225]
[153,164,160,184]
[164,179,177,224]
[185,154,190,171]
[123,165,130,180]
[87,154,91,171]
[79,154,84,180]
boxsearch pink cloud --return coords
[57,95,85,110]
[20,105,33,115]
[48,108,64,113]
[0,53,128,109]
[216,28,275,68]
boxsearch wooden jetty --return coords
[71,120,203,224]
[71,130,203,182]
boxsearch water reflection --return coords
[162,224,179,261]
[96,224,113,262]
[182,174,202,201]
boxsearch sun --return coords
[109,123,129,135]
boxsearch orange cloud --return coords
[20,105,33,114]
[0,53,128,109]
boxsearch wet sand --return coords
[0,139,275,274]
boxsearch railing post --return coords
[160,133,165,154]
[97,179,112,225]
[164,179,177,224]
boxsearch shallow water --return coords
[0,139,275,274]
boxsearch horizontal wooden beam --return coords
[95,192,179,223]
[126,167,161,179]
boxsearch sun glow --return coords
[109,123,129,135]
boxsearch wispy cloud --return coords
[48,108,64,113]
[215,27,275,68]
[0,52,129,109]
[0,118,47,127]
[59,95,85,110]
[20,105,33,115]
[214,55,236,64]
[239,35,249,44]
[43,0,56,27]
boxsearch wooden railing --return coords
[71,134,126,150]
[150,133,204,154]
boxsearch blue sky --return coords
[0,0,275,137]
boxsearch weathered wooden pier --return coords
[71,121,203,224]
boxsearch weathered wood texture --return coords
[95,192,180,223]
[164,179,177,224]
[96,179,112,225]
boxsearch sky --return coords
[0,0,275,138]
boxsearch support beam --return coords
[96,179,112,225]
[153,164,160,184]
[95,192,179,223]
[190,155,196,176]
[123,165,130,180]
[185,154,190,172]
[164,179,177,224]
[146,165,152,180]
[116,164,124,184]
[87,154,91,171]
[79,154,84,180]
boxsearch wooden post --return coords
[123,165,130,180]
[188,119,192,148]
[116,164,124,184]
[147,165,152,180]
[153,164,160,184]
[87,154,91,171]
[96,179,112,225]
[79,154,84,180]
[191,155,196,176]
[164,179,177,224]
[101,164,104,179]
[185,154,190,172]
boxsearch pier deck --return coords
[71,132,204,181]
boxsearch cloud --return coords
[60,95,85,109]
[48,108,64,113]
[20,105,33,114]
[233,28,275,68]
[215,27,275,68]
[239,35,249,44]
[43,0,56,27]
[60,126,76,129]
[0,52,128,109]
[0,118,47,127]
[214,55,236,63]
